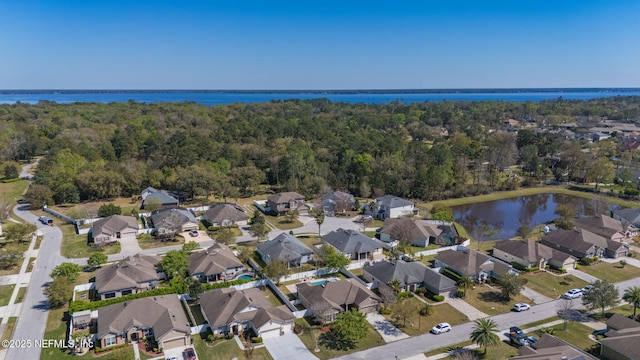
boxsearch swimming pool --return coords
[311,279,336,286]
[237,274,253,280]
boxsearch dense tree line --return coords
[2,97,640,204]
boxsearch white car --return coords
[165,356,178,360]
[513,303,531,312]
[562,289,583,299]
[431,322,452,334]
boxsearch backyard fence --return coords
[412,239,471,257]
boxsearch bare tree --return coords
[557,298,575,331]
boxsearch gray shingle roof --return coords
[150,208,197,229]
[364,260,457,294]
[267,192,305,204]
[612,208,640,225]
[257,233,313,263]
[297,279,379,312]
[573,214,626,239]
[435,248,494,276]
[203,203,249,225]
[322,228,386,255]
[493,239,574,264]
[143,189,179,207]
[95,254,161,294]
[97,295,190,340]
[91,215,139,237]
[375,195,413,209]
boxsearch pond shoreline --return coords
[418,185,640,214]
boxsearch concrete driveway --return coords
[263,332,318,360]
[366,313,409,342]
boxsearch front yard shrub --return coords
[510,262,539,272]
[442,268,462,281]
[579,257,599,266]
[456,290,465,298]
[415,287,426,296]
[95,343,129,353]
[574,264,580,270]
[251,337,263,343]
[226,333,234,339]
[397,291,412,299]
[379,307,392,315]
[432,295,445,302]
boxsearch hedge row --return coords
[95,343,129,353]
[70,287,178,313]
[1,178,21,183]
[510,262,539,272]
[442,268,462,282]
[201,278,255,291]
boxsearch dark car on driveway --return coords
[183,348,196,360]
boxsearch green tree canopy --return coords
[319,244,350,270]
[182,241,200,254]
[263,260,289,284]
[498,272,524,301]
[582,279,619,315]
[50,262,82,281]
[98,203,122,217]
[87,252,108,268]
[3,222,37,242]
[45,276,74,309]
[330,309,369,348]
[158,250,189,280]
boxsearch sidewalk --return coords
[521,286,553,304]
[0,231,39,326]
[443,296,488,321]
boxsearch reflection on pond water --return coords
[452,193,616,240]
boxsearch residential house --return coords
[256,233,314,268]
[493,239,577,270]
[188,243,245,283]
[202,203,249,227]
[540,228,627,259]
[612,208,640,233]
[140,187,179,209]
[200,287,295,339]
[91,215,139,246]
[150,208,198,236]
[599,314,640,360]
[97,295,191,350]
[296,279,380,323]
[363,260,457,295]
[573,214,633,241]
[371,195,416,220]
[379,218,460,247]
[322,228,385,261]
[434,248,513,282]
[266,192,308,216]
[321,191,355,216]
[95,254,161,300]
[512,334,598,360]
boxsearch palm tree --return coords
[470,318,499,355]
[623,286,640,319]
[315,211,325,236]
[389,279,402,295]
[457,276,473,298]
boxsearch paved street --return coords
[4,204,66,360]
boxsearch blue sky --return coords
[0,0,638,89]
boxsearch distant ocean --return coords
[1,89,640,105]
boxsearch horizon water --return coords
[2,89,640,105]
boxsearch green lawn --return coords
[383,298,468,336]
[265,214,303,230]
[424,340,519,360]
[296,318,385,360]
[194,335,272,360]
[258,286,286,307]
[589,304,636,322]
[462,284,533,315]
[348,268,364,277]
[521,273,588,299]
[189,304,207,325]
[520,316,561,329]
[297,235,322,249]
[137,234,184,250]
[26,257,36,272]
[59,223,120,258]
[537,322,598,352]
[579,262,640,283]
[14,287,27,304]
[1,317,16,342]
[0,285,15,307]
[0,240,30,276]
[0,178,28,205]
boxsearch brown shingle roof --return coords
[267,192,305,204]
[188,243,244,277]
[97,295,190,340]
[200,288,294,329]
[493,239,574,264]
[435,248,495,276]
[95,254,161,294]
[297,279,379,312]
[573,214,626,239]
[91,215,139,237]
[203,203,249,225]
